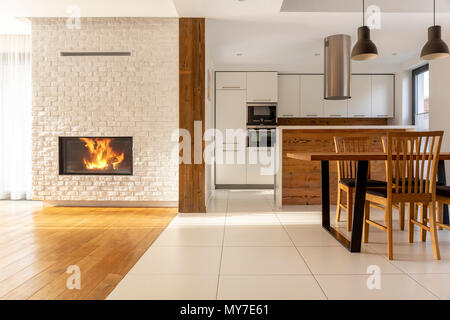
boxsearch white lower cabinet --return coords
[215,147,275,185]
[215,147,247,185]
[246,148,275,185]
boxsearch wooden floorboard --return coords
[0,202,177,300]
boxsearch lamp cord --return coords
[363,0,365,26]
[434,0,436,26]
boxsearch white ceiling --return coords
[0,0,179,18]
[281,0,450,13]
[2,0,450,69]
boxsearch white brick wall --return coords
[31,18,179,202]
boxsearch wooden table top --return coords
[287,152,450,161]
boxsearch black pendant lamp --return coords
[421,0,449,60]
[351,0,378,61]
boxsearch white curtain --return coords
[0,35,32,200]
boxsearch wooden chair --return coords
[437,186,450,231]
[334,136,386,231]
[381,136,406,230]
[364,131,443,260]
[382,136,445,235]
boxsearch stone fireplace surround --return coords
[31,18,179,206]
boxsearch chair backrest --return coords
[386,131,443,197]
[334,136,372,180]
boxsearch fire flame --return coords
[80,138,124,170]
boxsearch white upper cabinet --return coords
[246,72,278,102]
[216,72,247,90]
[371,75,394,118]
[215,90,246,143]
[278,75,301,118]
[348,75,372,117]
[300,75,324,117]
[323,99,348,117]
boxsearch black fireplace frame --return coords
[58,136,133,176]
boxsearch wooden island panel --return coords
[281,129,406,205]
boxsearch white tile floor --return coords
[108,190,450,300]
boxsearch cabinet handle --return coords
[306,114,318,117]
[329,115,342,117]
[253,99,271,102]
[222,86,241,89]
[352,115,366,117]
[282,114,294,117]
[376,114,389,117]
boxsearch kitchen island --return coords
[274,125,415,208]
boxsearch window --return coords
[412,64,430,130]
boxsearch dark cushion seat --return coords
[366,187,389,198]
[437,186,450,198]
[339,179,387,188]
[367,186,447,199]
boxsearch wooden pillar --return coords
[178,18,206,213]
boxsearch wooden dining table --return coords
[286,152,450,253]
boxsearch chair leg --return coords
[429,201,441,260]
[347,189,353,232]
[399,202,405,231]
[387,203,394,260]
[421,204,428,242]
[336,187,342,223]
[408,202,414,243]
[438,202,444,231]
[363,200,370,243]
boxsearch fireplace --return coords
[59,137,133,175]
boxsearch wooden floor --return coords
[0,201,177,300]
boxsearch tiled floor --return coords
[108,190,450,300]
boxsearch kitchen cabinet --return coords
[371,75,394,118]
[278,75,300,118]
[216,90,246,144]
[348,75,372,117]
[246,148,275,185]
[216,72,246,90]
[216,147,247,185]
[247,72,278,102]
[323,99,348,117]
[300,75,324,117]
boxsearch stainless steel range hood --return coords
[324,34,351,100]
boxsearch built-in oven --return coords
[247,128,276,148]
[247,104,277,126]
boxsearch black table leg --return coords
[321,160,352,250]
[350,161,369,252]
[438,160,449,225]
[321,161,330,229]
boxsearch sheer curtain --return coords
[0,35,32,200]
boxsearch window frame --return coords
[412,64,430,125]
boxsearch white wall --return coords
[205,19,215,204]
[429,48,450,182]
[32,18,179,203]
[389,70,412,126]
